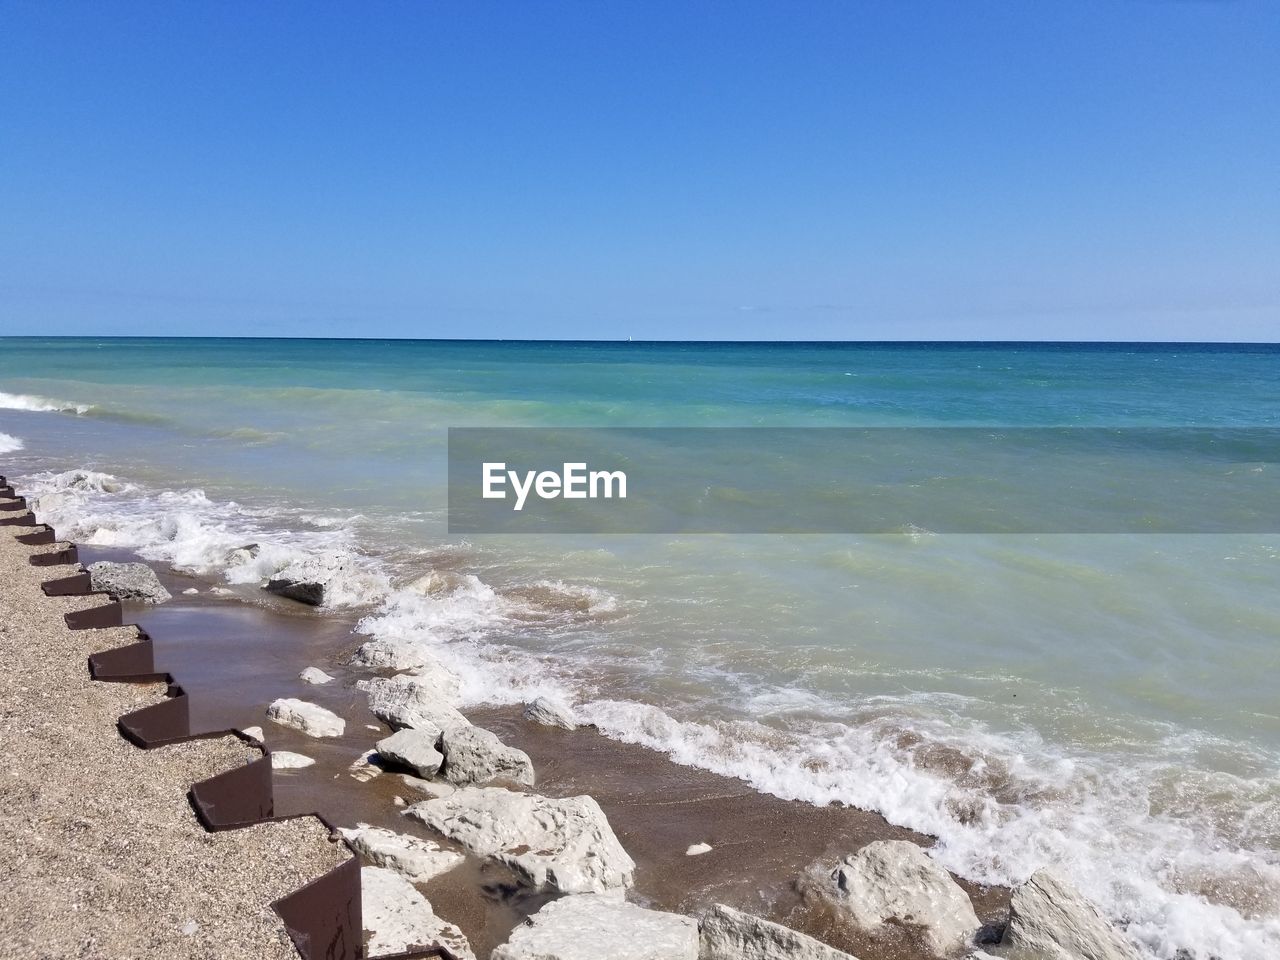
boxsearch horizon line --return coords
[0,335,1278,347]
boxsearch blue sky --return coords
[1,1,1276,341]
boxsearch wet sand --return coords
[70,543,1011,959]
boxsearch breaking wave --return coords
[0,391,92,415]
[0,432,24,454]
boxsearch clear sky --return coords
[1,1,1276,341]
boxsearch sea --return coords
[1,338,1277,959]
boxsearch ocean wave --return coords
[0,391,92,415]
[0,432,24,454]
[17,465,1280,959]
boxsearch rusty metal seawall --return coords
[1,474,452,960]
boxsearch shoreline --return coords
[89,540,1010,958]
[0,461,1217,960]
[3,480,1008,960]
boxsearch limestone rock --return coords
[523,696,578,730]
[266,698,345,738]
[299,666,334,685]
[492,894,697,960]
[339,823,463,884]
[440,725,535,787]
[699,904,856,960]
[406,787,635,897]
[376,728,444,778]
[815,840,978,957]
[224,543,260,566]
[361,671,467,731]
[350,638,447,673]
[238,725,264,742]
[361,866,475,960]
[87,562,172,604]
[264,556,340,605]
[999,870,1140,960]
[270,751,315,770]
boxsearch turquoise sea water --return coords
[2,338,1278,958]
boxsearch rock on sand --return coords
[361,866,474,959]
[406,787,635,897]
[999,870,1141,960]
[440,724,535,787]
[376,728,444,778]
[523,696,577,730]
[360,671,467,731]
[339,823,463,884]
[87,561,172,603]
[270,751,315,770]
[810,840,978,957]
[699,903,856,960]
[266,698,345,738]
[492,894,697,960]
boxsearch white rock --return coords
[264,555,346,606]
[492,894,697,960]
[179,919,199,936]
[687,843,713,856]
[339,823,463,884]
[377,728,445,778]
[266,698,345,738]
[524,696,578,730]
[406,787,634,897]
[440,725,535,787]
[393,796,406,807]
[224,543,260,566]
[350,638,447,673]
[349,749,385,782]
[210,586,233,596]
[999,870,1141,960]
[699,903,855,960]
[817,840,978,957]
[238,726,264,742]
[182,587,199,595]
[87,561,172,604]
[361,672,467,731]
[270,751,315,769]
[361,866,474,960]
[299,666,334,685]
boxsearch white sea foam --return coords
[0,392,92,415]
[19,469,388,608]
[16,465,1280,959]
[0,432,24,454]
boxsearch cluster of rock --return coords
[798,839,1141,960]
[251,619,1141,960]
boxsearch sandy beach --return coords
[0,495,346,959]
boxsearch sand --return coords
[0,500,346,960]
